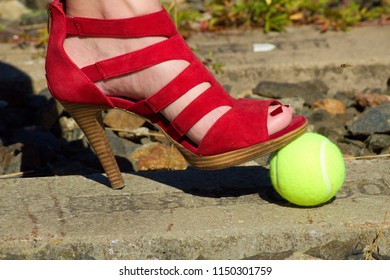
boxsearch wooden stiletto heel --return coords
[61,102,125,189]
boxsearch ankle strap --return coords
[66,8,177,38]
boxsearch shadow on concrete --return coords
[128,166,337,208]
[142,166,296,206]
[85,165,291,205]
[136,166,274,197]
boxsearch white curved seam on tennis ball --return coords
[320,140,332,198]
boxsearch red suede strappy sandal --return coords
[45,0,307,189]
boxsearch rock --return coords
[105,129,141,159]
[334,91,356,108]
[55,129,140,174]
[37,98,64,130]
[278,96,307,115]
[386,77,390,95]
[130,142,187,172]
[355,92,390,109]
[253,79,328,106]
[312,98,346,115]
[0,0,30,21]
[308,109,347,143]
[343,107,361,121]
[0,142,43,175]
[0,143,23,175]
[59,115,84,142]
[366,134,390,153]
[103,109,145,132]
[103,109,148,144]
[119,127,153,143]
[0,61,33,107]
[337,139,374,158]
[347,103,390,136]
[63,128,141,172]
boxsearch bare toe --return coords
[267,105,293,135]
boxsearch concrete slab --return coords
[187,25,390,96]
[0,159,389,260]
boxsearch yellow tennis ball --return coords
[270,133,345,207]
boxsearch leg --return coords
[65,0,162,18]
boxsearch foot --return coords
[63,7,293,145]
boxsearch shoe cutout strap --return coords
[81,35,195,82]
[66,8,177,38]
[166,84,234,137]
[126,59,210,120]
[145,60,210,113]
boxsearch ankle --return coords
[65,0,162,18]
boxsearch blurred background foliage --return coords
[1,0,389,47]
[164,0,390,34]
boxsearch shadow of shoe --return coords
[133,165,289,205]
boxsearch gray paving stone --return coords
[0,159,389,260]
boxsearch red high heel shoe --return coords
[45,0,307,189]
